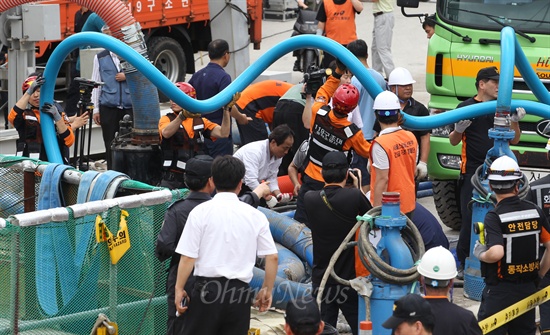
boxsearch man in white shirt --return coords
[234,124,295,207]
[91,25,133,169]
[174,156,278,334]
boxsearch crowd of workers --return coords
[3,1,550,334]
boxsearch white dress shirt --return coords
[233,139,281,192]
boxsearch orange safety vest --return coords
[370,129,417,214]
[323,0,357,45]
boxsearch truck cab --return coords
[400,0,550,229]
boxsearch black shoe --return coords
[293,60,301,72]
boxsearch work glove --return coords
[416,161,428,180]
[266,196,278,208]
[41,102,62,122]
[473,240,487,260]
[454,120,472,133]
[26,76,46,96]
[316,28,323,36]
[511,107,526,122]
[276,193,293,204]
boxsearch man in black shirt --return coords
[473,156,550,335]
[305,151,372,335]
[448,66,524,277]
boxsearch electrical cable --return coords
[356,207,424,285]
[316,206,425,309]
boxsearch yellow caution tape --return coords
[478,284,550,334]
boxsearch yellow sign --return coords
[94,210,131,264]
[478,284,550,334]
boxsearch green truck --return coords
[400,0,550,229]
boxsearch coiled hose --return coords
[357,207,425,285]
[316,207,425,308]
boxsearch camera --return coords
[303,65,331,96]
[74,77,104,89]
[346,169,359,186]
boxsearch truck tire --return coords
[147,36,186,102]
[432,180,462,231]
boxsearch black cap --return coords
[284,297,321,331]
[322,151,349,169]
[476,66,500,83]
[382,294,435,330]
[185,155,213,177]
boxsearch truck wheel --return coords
[147,36,186,102]
[432,180,462,231]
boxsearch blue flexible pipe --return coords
[257,207,314,267]
[275,243,308,282]
[497,27,515,115]
[41,33,549,163]
[250,267,312,310]
[514,39,550,105]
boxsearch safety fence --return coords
[0,155,186,334]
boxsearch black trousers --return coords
[182,277,252,335]
[312,283,359,335]
[457,173,475,266]
[294,174,325,226]
[236,117,268,146]
[205,136,234,158]
[272,100,309,176]
[99,105,133,170]
[478,281,537,335]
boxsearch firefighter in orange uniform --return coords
[9,75,75,164]
[158,82,230,189]
[370,91,418,217]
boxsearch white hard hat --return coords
[388,67,416,86]
[487,155,522,181]
[417,246,457,281]
[373,91,401,111]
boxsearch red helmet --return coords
[22,76,38,94]
[175,82,196,99]
[332,84,359,114]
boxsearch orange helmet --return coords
[332,84,359,114]
[175,82,196,99]
[22,76,38,94]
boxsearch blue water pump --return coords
[358,192,424,335]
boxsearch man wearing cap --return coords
[304,151,372,335]
[382,293,435,335]
[155,155,270,335]
[174,156,278,334]
[473,156,550,335]
[234,124,295,208]
[449,66,524,279]
[284,297,325,335]
[526,136,550,334]
[370,91,418,217]
[418,246,482,335]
